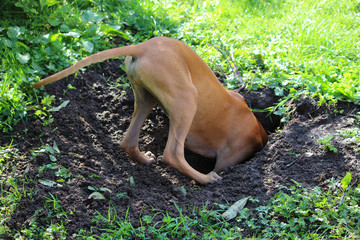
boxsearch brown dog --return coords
[32,36,267,185]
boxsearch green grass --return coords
[1,0,360,132]
[176,0,360,117]
[75,204,244,239]
[239,178,360,239]
[73,174,359,239]
[1,0,360,238]
[67,174,360,239]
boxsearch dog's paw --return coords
[134,151,156,164]
[144,151,156,164]
[207,171,222,183]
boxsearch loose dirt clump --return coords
[1,59,359,237]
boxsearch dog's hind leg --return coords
[120,85,157,164]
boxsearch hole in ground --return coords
[186,88,282,174]
[242,87,282,134]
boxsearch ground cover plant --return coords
[1,0,360,238]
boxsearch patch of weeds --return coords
[267,97,296,123]
[115,192,127,200]
[89,173,100,178]
[76,203,242,239]
[16,193,68,240]
[30,141,72,186]
[17,221,67,240]
[0,146,22,236]
[55,168,72,183]
[0,24,55,133]
[318,135,338,152]
[61,83,77,96]
[237,174,360,238]
[45,193,67,219]
[29,99,70,128]
[108,75,131,98]
[207,41,245,91]
[0,141,71,238]
[318,114,360,152]
[337,126,360,152]
[0,144,37,237]
[289,151,300,157]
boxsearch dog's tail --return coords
[31,44,141,88]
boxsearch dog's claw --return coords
[143,151,156,164]
[207,171,222,183]
[145,151,155,161]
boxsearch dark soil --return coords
[1,59,359,238]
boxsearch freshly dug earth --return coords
[1,59,359,238]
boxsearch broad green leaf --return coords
[50,33,61,42]
[46,163,58,170]
[16,53,30,64]
[99,187,112,193]
[46,0,59,7]
[307,84,317,92]
[82,10,95,23]
[341,172,352,191]
[49,100,70,112]
[179,186,187,196]
[45,145,54,154]
[60,24,70,32]
[67,84,76,89]
[49,154,57,162]
[87,186,96,191]
[130,176,135,187]
[100,24,130,40]
[275,87,284,96]
[7,26,21,39]
[82,26,99,38]
[39,0,47,8]
[222,196,250,220]
[48,17,62,26]
[31,62,44,72]
[88,192,106,200]
[53,141,60,153]
[63,31,81,39]
[82,10,102,23]
[82,40,94,53]
[39,179,62,187]
[4,39,13,48]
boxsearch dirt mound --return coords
[1,59,359,237]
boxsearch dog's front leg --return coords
[162,93,221,185]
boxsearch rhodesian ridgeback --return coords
[32,36,268,185]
